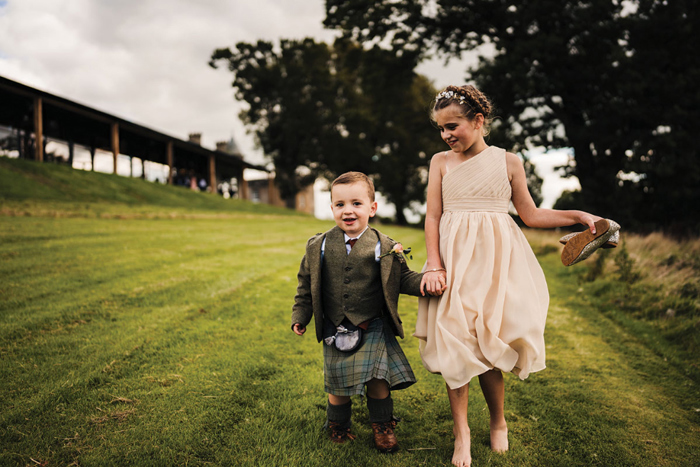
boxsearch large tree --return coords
[211,38,442,223]
[331,40,443,223]
[325,0,700,233]
[210,39,341,208]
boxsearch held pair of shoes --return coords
[328,418,399,453]
[560,219,621,266]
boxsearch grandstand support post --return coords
[244,171,250,200]
[111,123,119,174]
[33,97,43,162]
[209,155,216,194]
[90,145,96,171]
[68,140,74,168]
[166,141,173,185]
[236,166,247,200]
[241,178,249,200]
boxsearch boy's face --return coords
[330,182,377,237]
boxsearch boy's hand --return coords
[292,323,306,336]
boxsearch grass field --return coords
[1,158,699,466]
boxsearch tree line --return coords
[212,0,698,234]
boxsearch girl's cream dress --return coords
[415,146,549,389]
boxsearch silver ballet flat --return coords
[561,219,621,266]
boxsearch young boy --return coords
[291,172,441,453]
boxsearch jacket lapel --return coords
[307,231,327,307]
[375,229,397,298]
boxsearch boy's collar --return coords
[343,226,369,242]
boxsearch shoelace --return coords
[328,421,356,441]
[371,419,397,434]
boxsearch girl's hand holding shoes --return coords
[576,212,603,234]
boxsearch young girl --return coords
[416,85,615,467]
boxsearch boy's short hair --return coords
[331,172,375,202]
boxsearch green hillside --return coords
[0,156,298,217]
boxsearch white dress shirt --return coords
[321,227,381,261]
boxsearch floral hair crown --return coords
[436,90,467,104]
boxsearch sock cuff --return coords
[327,400,352,424]
[367,394,393,423]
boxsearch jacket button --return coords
[344,278,350,284]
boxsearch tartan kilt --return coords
[323,317,416,396]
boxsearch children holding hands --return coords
[290,86,619,466]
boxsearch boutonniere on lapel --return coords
[379,243,413,263]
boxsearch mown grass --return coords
[561,231,700,384]
[1,159,699,466]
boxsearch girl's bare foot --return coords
[452,427,471,467]
[490,420,509,452]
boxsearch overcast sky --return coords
[0,0,576,211]
[0,0,469,162]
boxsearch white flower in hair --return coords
[436,90,467,104]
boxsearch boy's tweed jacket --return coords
[292,225,423,342]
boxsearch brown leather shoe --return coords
[371,419,399,453]
[328,421,356,444]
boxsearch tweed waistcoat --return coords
[322,227,384,326]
